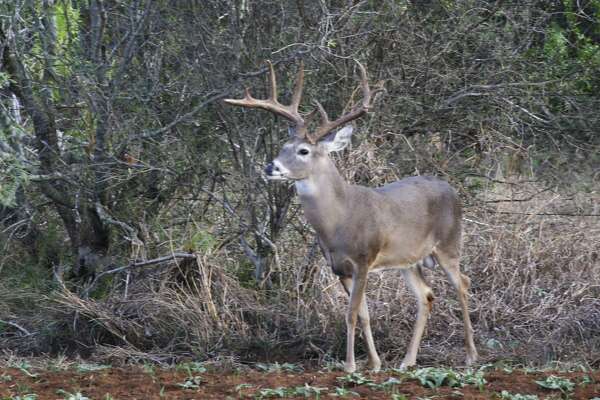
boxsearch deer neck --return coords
[295,158,349,238]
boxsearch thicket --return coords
[1,0,599,367]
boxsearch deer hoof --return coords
[343,362,356,373]
[465,351,478,366]
[367,358,381,372]
[399,358,416,371]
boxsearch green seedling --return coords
[407,367,462,389]
[292,384,328,398]
[534,375,575,393]
[55,390,91,400]
[336,372,374,386]
[330,387,359,397]
[177,361,207,374]
[235,383,254,391]
[499,390,539,400]
[254,387,288,398]
[75,363,110,373]
[177,375,204,389]
[255,362,303,373]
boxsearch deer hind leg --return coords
[433,250,478,366]
[340,274,376,372]
[399,266,434,370]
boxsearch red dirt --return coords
[1,366,599,399]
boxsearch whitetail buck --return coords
[224,61,477,372]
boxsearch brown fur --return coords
[271,136,478,372]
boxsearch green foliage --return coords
[290,384,328,398]
[184,230,217,253]
[499,391,539,400]
[176,361,207,389]
[54,1,80,47]
[0,153,29,207]
[538,1,600,94]
[74,363,110,373]
[406,367,463,389]
[336,372,374,386]
[176,361,208,374]
[393,367,487,390]
[253,385,328,399]
[330,387,359,397]
[534,375,575,392]
[254,387,288,398]
[176,375,204,389]
[4,395,38,400]
[255,362,303,373]
[55,391,90,400]
[235,383,254,391]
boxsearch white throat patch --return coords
[295,179,318,196]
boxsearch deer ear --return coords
[321,125,354,153]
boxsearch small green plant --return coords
[292,384,328,398]
[235,383,254,391]
[75,363,111,373]
[7,395,38,400]
[579,374,593,386]
[534,375,575,393]
[254,387,288,398]
[255,362,303,373]
[14,362,37,378]
[391,395,409,400]
[461,368,487,391]
[177,375,204,389]
[499,391,539,400]
[142,362,156,375]
[330,387,359,397]
[1,373,13,382]
[55,391,90,400]
[365,377,403,393]
[406,367,462,389]
[336,372,374,386]
[176,361,207,374]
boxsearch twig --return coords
[484,210,600,217]
[82,252,197,297]
[0,319,32,336]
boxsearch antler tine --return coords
[290,60,304,111]
[224,60,306,132]
[266,60,277,102]
[306,60,375,144]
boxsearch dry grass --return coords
[1,148,598,368]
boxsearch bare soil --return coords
[1,366,599,399]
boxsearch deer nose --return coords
[265,162,278,175]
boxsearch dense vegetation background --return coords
[1,0,599,368]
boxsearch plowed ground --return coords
[1,366,599,399]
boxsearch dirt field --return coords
[1,363,599,399]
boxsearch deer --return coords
[224,60,478,373]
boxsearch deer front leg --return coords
[341,274,369,373]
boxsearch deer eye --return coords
[298,148,310,156]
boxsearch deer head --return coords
[224,60,378,182]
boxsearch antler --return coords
[224,61,308,137]
[306,60,376,144]
[224,60,380,144]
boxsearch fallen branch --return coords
[0,319,33,336]
[82,252,197,297]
